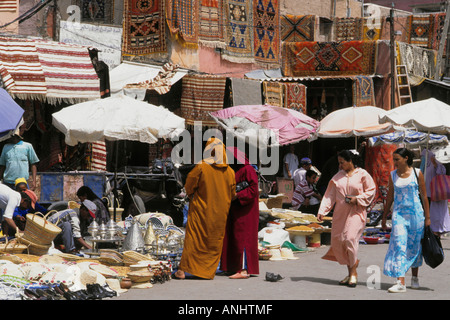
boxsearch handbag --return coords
[421,226,444,268]
[429,175,450,201]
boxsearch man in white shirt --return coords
[283,145,299,179]
[291,170,322,214]
[293,157,312,187]
[0,183,37,236]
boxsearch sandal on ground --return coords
[339,276,350,286]
[347,275,358,288]
[229,272,250,279]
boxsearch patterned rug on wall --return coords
[263,81,283,107]
[222,0,254,63]
[122,0,167,55]
[362,17,383,41]
[253,0,280,64]
[335,17,363,41]
[198,0,225,48]
[352,76,376,107]
[397,41,436,81]
[430,12,446,51]
[282,41,377,77]
[407,14,433,48]
[283,82,306,114]
[280,15,315,42]
[180,74,226,127]
[166,0,199,47]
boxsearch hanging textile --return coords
[180,74,226,127]
[397,41,437,84]
[280,15,315,42]
[82,0,106,20]
[166,0,199,48]
[231,78,262,106]
[0,37,47,99]
[362,17,383,41]
[282,82,306,114]
[430,13,446,51]
[35,40,101,104]
[263,81,283,107]
[0,1,17,11]
[222,0,254,63]
[352,76,376,107]
[122,0,167,56]
[282,41,377,77]
[253,0,280,64]
[334,17,363,41]
[198,0,226,48]
[407,14,434,48]
[365,144,397,201]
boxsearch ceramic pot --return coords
[120,277,132,289]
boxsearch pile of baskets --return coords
[16,212,62,255]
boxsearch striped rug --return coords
[0,37,47,99]
[35,40,100,104]
[0,0,17,11]
[180,74,226,127]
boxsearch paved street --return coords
[112,235,450,301]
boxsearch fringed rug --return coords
[397,41,436,81]
[180,74,226,127]
[282,41,377,77]
[0,37,47,99]
[283,82,306,114]
[122,0,167,56]
[199,0,226,48]
[352,76,375,107]
[166,0,199,47]
[222,0,254,63]
[263,81,283,107]
[407,14,433,48]
[430,12,446,51]
[280,15,315,42]
[335,17,363,41]
[35,40,100,104]
[253,0,280,64]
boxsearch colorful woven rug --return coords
[122,0,167,56]
[180,74,226,127]
[253,0,280,64]
[335,18,363,41]
[263,81,283,107]
[282,41,377,77]
[283,82,306,114]
[199,0,225,48]
[352,76,375,107]
[35,40,100,104]
[280,15,315,42]
[0,37,47,99]
[222,0,254,63]
[0,1,17,11]
[362,17,383,41]
[407,14,433,48]
[431,13,446,51]
[166,0,199,47]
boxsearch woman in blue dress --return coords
[381,148,430,293]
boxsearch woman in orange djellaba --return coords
[173,138,236,280]
[318,150,376,288]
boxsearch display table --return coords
[84,236,123,256]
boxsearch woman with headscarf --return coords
[174,138,236,280]
[221,147,259,279]
[317,150,376,288]
[421,149,450,236]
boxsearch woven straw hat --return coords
[269,248,286,261]
[280,247,299,260]
[105,278,128,294]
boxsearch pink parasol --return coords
[210,105,320,148]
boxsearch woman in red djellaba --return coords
[221,146,260,279]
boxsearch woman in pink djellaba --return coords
[318,150,376,288]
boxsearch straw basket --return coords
[103,197,124,223]
[16,235,51,256]
[22,211,62,246]
[127,270,154,283]
[123,251,154,266]
[266,195,287,209]
[0,238,28,255]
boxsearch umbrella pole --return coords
[424,131,430,182]
[114,140,118,222]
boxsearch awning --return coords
[110,61,188,100]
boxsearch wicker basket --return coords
[98,249,124,266]
[22,212,62,246]
[0,238,28,255]
[16,236,51,256]
[127,270,154,283]
[266,195,287,209]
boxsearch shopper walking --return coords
[317,150,376,288]
[382,148,431,293]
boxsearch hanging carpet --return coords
[166,0,199,47]
[352,75,376,107]
[198,0,226,48]
[407,14,433,48]
[253,0,280,64]
[334,17,363,41]
[280,15,315,42]
[283,82,306,114]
